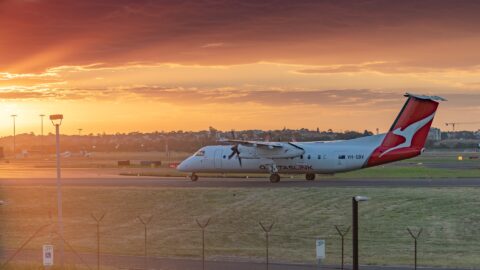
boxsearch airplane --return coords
[177,93,445,183]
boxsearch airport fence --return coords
[3,215,480,270]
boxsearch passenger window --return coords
[307,155,311,159]
[338,155,346,159]
[194,150,205,157]
[300,155,303,159]
[317,154,321,159]
[223,155,226,159]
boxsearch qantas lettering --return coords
[259,165,314,171]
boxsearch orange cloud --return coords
[0,1,480,134]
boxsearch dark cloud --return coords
[3,85,478,113]
[2,0,480,72]
[113,87,480,110]
[119,87,401,107]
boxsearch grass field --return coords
[2,186,480,268]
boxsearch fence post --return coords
[407,228,423,270]
[196,218,211,270]
[91,212,106,270]
[138,215,153,270]
[259,221,274,270]
[334,225,351,270]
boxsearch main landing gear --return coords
[267,163,281,183]
[190,173,198,181]
[305,173,316,181]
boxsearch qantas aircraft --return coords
[177,93,445,182]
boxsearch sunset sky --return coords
[1,0,480,135]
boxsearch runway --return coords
[2,176,480,188]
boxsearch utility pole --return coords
[50,114,64,266]
[11,115,16,157]
[407,228,423,270]
[196,218,210,270]
[259,221,274,270]
[137,215,153,270]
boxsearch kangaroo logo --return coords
[379,112,435,157]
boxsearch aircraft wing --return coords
[221,139,304,159]
[220,139,283,148]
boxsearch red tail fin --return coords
[366,93,445,167]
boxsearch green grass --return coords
[2,186,480,268]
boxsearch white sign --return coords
[43,245,54,266]
[316,240,325,260]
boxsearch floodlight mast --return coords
[50,114,64,266]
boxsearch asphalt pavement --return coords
[2,176,480,188]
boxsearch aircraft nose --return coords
[177,160,189,172]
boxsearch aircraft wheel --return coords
[190,173,199,182]
[305,173,316,181]
[269,173,281,183]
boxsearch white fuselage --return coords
[177,134,390,174]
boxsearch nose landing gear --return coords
[305,173,316,181]
[269,173,280,183]
[190,173,198,181]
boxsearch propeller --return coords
[228,144,242,166]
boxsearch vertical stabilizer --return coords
[366,93,445,167]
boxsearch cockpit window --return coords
[194,150,205,157]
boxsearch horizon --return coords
[0,125,472,138]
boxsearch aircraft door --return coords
[214,149,223,169]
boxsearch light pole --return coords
[352,196,369,270]
[11,115,16,157]
[50,114,64,266]
[40,114,45,156]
